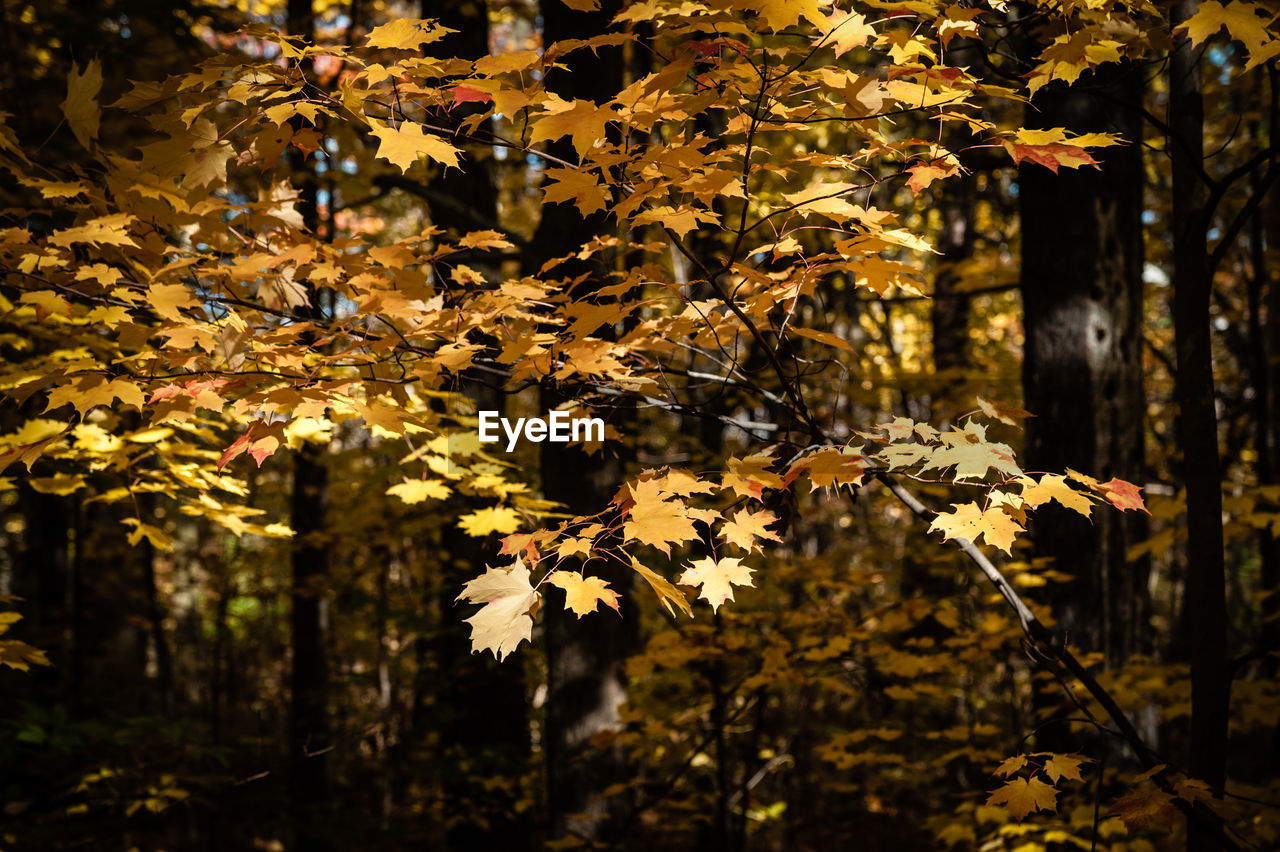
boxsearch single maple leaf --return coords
[28,474,86,496]
[216,420,283,471]
[1098,478,1150,514]
[61,58,103,149]
[1042,753,1088,783]
[455,561,539,660]
[1108,786,1178,831]
[629,555,693,618]
[719,508,783,553]
[48,213,139,249]
[386,479,452,504]
[364,18,452,50]
[633,205,720,240]
[906,160,957,193]
[928,502,1024,555]
[734,0,826,32]
[499,531,543,563]
[678,555,755,613]
[986,777,1058,821]
[925,422,1021,482]
[459,506,522,537]
[541,167,610,216]
[789,326,855,351]
[451,85,494,108]
[1176,0,1275,54]
[547,571,621,618]
[528,98,614,158]
[789,448,866,490]
[554,536,593,561]
[976,395,1032,425]
[1006,141,1099,173]
[623,485,697,555]
[656,469,718,497]
[819,9,875,56]
[370,121,461,173]
[722,454,785,501]
[994,755,1028,777]
[1019,474,1093,517]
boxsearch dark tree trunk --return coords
[289,442,335,852]
[929,172,974,380]
[1248,165,1280,680]
[1263,165,1280,672]
[530,1,635,843]
[419,5,531,849]
[1170,1,1229,846]
[286,3,334,850]
[1019,63,1148,667]
[930,37,979,394]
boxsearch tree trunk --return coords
[930,37,979,397]
[1019,63,1148,667]
[1170,2,1229,846]
[531,1,635,843]
[289,442,335,852]
[1263,156,1280,673]
[413,4,532,848]
[286,3,334,850]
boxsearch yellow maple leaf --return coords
[632,205,719,239]
[1042,753,1088,783]
[48,213,138,249]
[678,555,754,613]
[28,474,86,496]
[45,377,146,417]
[459,505,522,537]
[528,98,614,158]
[719,508,783,553]
[148,283,200,321]
[789,448,866,490]
[541,167,610,215]
[61,58,102,149]
[1176,0,1275,54]
[985,777,1058,821]
[623,488,697,555]
[732,0,826,32]
[928,502,1024,555]
[364,18,452,50]
[386,479,452,504]
[455,561,539,660]
[370,121,461,173]
[1019,474,1093,517]
[555,536,593,560]
[924,422,1021,482]
[722,454,784,501]
[995,755,1028,777]
[629,555,693,618]
[820,10,875,56]
[547,571,621,618]
[655,468,718,497]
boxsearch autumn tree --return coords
[0,1,1278,851]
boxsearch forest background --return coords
[0,0,1278,850]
